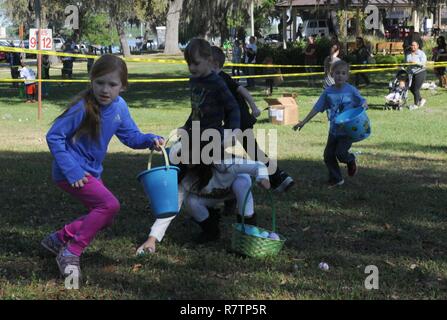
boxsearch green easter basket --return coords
[231,187,285,258]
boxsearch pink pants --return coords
[56,176,120,256]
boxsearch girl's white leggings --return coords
[184,174,254,222]
[149,174,254,241]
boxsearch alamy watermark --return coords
[64,5,79,30]
[364,5,380,31]
[64,266,79,290]
[364,265,379,290]
[167,121,278,175]
[65,4,380,32]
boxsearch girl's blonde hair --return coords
[56,54,128,141]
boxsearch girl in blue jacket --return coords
[42,54,164,280]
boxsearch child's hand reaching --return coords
[71,172,91,188]
[293,121,305,131]
[251,105,261,118]
[258,178,271,190]
[136,236,157,255]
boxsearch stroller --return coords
[384,68,413,110]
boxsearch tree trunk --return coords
[116,21,131,57]
[41,3,48,28]
[412,8,419,31]
[143,21,158,45]
[164,0,183,55]
[355,7,362,36]
[282,8,287,49]
[292,7,297,40]
[437,2,442,30]
[220,26,229,47]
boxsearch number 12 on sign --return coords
[29,28,53,50]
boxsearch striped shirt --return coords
[184,72,240,136]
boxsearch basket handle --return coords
[241,184,276,232]
[147,145,170,170]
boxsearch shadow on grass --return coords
[0,150,446,298]
[364,141,447,154]
[0,80,191,111]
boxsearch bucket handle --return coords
[164,131,180,148]
[147,145,170,170]
[240,185,276,232]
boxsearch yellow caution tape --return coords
[0,45,96,59]
[350,67,400,74]
[0,79,88,83]
[4,45,446,69]
[225,62,322,68]
[0,46,187,64]
[0,65,411,83]
[0,78,189,83]
[123,57,187,64]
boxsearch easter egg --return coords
[268,232,280,240]
[235,224,244,232]
[319,262,330,271]
[259,231,270,238]
[245,226,260,236]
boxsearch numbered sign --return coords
[29,29,53,50]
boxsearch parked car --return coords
[75,43,88,53]
[0,40,9,61]
[302,19,330,38]
[12,40,29,49]
[0,40,10,60]
[264,34,280,44]
[54,37,65,51]
[111,45,121,54]
[385,25,410,40]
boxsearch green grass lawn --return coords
[0,60,446,299]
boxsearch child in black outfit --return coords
[210,46,294,197]
[181,38,240,139]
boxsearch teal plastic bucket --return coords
[335,107,371,142]
[137,146,179,219]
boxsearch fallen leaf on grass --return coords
[132,264,143,273]
[210,272,230,280]
[385,260,396,267]
[45,280,57,288]
[384,223,391,230]
[302,226,311,232]
[102,265,117,273]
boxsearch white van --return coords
[53,38,65,51]
[302,19,330,38]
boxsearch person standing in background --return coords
[244,36,257,88]
[231,39,242,77]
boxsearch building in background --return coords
[275,0,445,41]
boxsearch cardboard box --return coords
[265,94,299,125]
